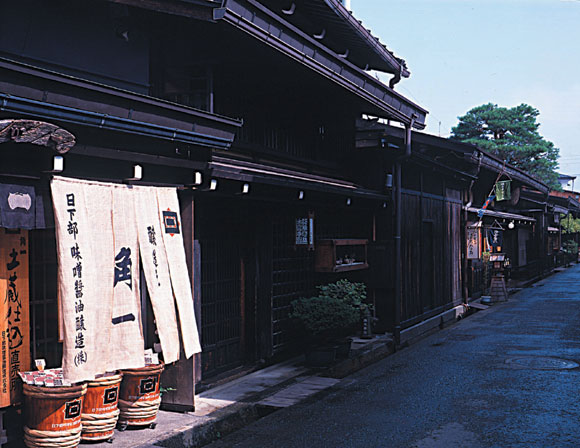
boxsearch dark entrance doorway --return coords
[197,198,246,379]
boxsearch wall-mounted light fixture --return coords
[52,155,64,172]
[242,183,250,194]
[125,164,142,181]
[193,171,203,186]
[508,220,515,229]
[386,173,393,188]
[209,179,218,191]
[298,190,304,200]
[346,198,352,206]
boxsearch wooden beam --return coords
[0,120,76,154]
[102,0,215,21]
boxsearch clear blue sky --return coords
[351,0,580,176]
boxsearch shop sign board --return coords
[295,212,315,249]
[466,227,480,260]
[495,180,511,202]
[0,229,30,407]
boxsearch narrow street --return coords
[208,265,580,448]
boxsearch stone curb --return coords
[322,339,395,379]
[152,404,261,448]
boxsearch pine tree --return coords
[451,103,560,189]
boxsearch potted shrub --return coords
[289,280,369,365]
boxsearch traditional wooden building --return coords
[546,193,580,267]
[0,0,428,424]
[356,122,551,339]
[357,122,470,342]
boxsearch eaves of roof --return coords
[520,189,548,206]
[549,194,580,213]
[216,0,427,129]
[356,121,550,194]
[0,93,235,150]
[209,155,388,199]
[465,207,536,223]
[260,0,408,75]
[321,0,409,75]
[475,154,549,195]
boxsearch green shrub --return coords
[317,279,367,309]
[563,240,578,255]
[289,280,368,341]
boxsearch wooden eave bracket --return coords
[0,119,76,154]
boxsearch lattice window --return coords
[272,217,315,351]
[200,239,242,377]
[29,230,62,368]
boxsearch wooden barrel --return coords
[23,383,87,448]
[118,363,164,428]
[81,373,123,441]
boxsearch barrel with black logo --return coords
[23,383,87,448]
[81,372,123,441]
[118,363,164,429]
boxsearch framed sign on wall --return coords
[295,212,314,250]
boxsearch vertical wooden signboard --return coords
[0,229,30,407]
[466,226,480,260]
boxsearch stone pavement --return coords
[87,336,394,448]
[206,263,580,448]
[86,264,576,448]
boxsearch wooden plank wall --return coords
[447,198,463,302]
[400,189,463,326]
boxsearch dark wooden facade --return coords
[194,195,376,378]
[356,121,555,331]
[0,0,430,418]
[0,2,568,438]
[356,123,468,333]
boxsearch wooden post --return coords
[256,210,273,359]
[159,191,195,412]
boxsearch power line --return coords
[396,85,448,134]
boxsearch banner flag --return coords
[51,178,197,377]
[111,185,145,370]
[486,228,503,249]
[156,188,201,357]
[134,186,180,364]
[51,177,114,383]
[477,194,496,218]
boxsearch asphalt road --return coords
[208,265,580,448]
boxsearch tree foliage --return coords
[561,214,580,234]
[451,103,560,189]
